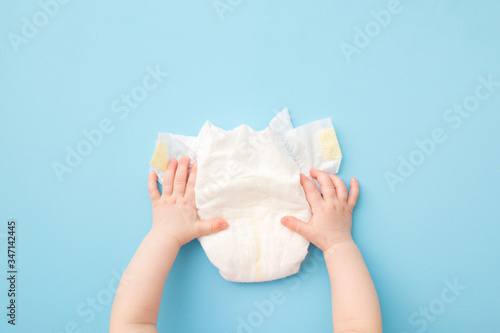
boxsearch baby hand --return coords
[148,156,229,247]
[281,169,359,252]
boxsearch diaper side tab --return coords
[149,132,199,184]
[149,141,168,171]
[284,117,342,187]
[318,127,342,161]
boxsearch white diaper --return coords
[149,109,342,282]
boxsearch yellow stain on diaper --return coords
[149,141,168,171]
[318,127,342,160]
[251,219,262,282]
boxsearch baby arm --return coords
[281,169,382,333]
[110,157,228,333]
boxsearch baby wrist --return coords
[149,225,182,249]
[322,238,356,257]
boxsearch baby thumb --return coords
[196,218,229,237]
[281,216,309,238]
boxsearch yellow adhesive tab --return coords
[149,142,168,171]
[318,127,342,160]
[251,219,262,282]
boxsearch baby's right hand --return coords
[281,169,359,252]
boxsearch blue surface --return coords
[1,1,499,332]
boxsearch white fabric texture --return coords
[150,109,342,282]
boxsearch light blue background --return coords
[1,1,499,332]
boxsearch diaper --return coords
[149,109,342,282]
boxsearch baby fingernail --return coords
[281,218,288,226]
[219,222,228,230]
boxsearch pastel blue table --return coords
[1,1,499,332]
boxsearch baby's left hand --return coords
[148,156,229,247]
